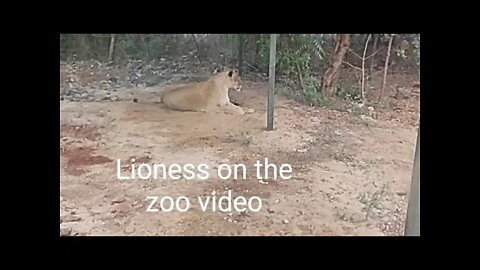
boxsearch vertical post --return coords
[405,128,420,236]
[108,34,116,62]
[267,34,277,131]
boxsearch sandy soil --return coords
[60,75,419,236]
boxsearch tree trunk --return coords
[191,34,200,53]
[377,34,395,103]
[361,34,371,101]
[296,62,305,89]
[320,34,351,97]
[238,34,244,75]
[369,34,378,77]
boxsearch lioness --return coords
[161,67,245,114]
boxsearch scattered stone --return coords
[60,228,72,236]
[63,215,81,222]
[124,225,135,234]
[112,197,126,204]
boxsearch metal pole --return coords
[267,34,277,131]
[405,128,420,236]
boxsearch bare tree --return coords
[369,34,379,78]
[377,34,395,103]
[361,34,371,101]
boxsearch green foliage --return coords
[221,34,243,54]
[301,76,332,107]
[413,35,420,65]
[60,34,190,62]
[254,34,271,72]
[301,76,319,104]
[380,34,395,42]
[395,34,420,66]
[253,34,327,75]
[258,34,331,107]
[396,48,407,59]
[336,84,361,102]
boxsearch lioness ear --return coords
[228,70,233,77]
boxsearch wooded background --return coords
[60,34,420,105]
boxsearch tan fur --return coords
[161,68,245,114]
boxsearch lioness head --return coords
[213,67,243,91]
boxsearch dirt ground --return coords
[60,65,420,236]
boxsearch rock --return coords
[112,197,126,204]
[219,158,229,164]
[124,225,135,234]
[60,228,72,236]
[63,215,81,222]
[283,219,289,224]
[345,212,366,223]
[246,108,255,114]
[133,98,138,103]
[395,87,411,99]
